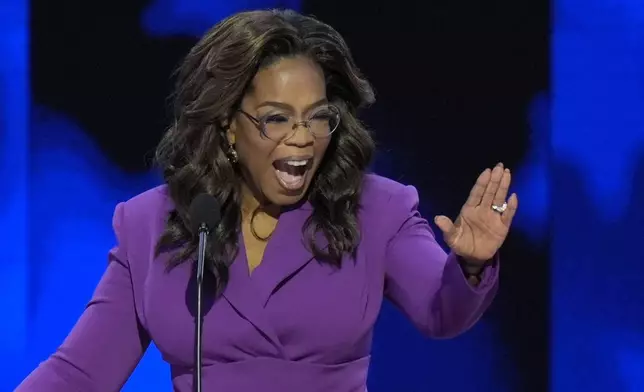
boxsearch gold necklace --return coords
[249,206,273,241]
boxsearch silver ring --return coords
[491,202,507,214]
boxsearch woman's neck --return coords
[240,183,280,221]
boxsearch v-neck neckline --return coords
[240,215,282,278]
[238,198,309,278]
[221,200,328,350]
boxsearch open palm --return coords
[434,163,518,263]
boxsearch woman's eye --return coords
[311,111,332,120]
[264,114,289,123]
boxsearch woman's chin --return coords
[264,180,311,207]
[268,189,308,207]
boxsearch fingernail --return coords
[496,162,503,167]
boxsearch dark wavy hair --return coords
[155,9,375,295]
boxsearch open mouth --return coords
[272,156,313,191]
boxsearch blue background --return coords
[1,0,642,390]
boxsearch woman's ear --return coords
[226,123,236,145]
[222,117,236,145]
[223,117,239,164]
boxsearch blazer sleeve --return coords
[384,185,499,338]
[16,202,150,392]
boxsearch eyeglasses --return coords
[238,104,341,142]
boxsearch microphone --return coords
[188,193,221,392]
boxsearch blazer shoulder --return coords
[361,173,411,206]
[360,173,421,232]
[120,184,173,222]
[115,185,174,252]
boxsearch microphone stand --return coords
[194,223,208,392]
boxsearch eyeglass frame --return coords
[236,104,341,141]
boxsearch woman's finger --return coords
[465,169,491,206]
[501,193,519,226]
[480,163,504,206]
[492,168,511,207]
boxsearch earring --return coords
[227,143,238,163]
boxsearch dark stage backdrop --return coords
[7,0,551,391]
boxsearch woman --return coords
[17,9,517,392]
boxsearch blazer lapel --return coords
[220,202,328,353]
[253,202,328,307]
[222,244,283,354]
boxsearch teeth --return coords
[286,160,308,167]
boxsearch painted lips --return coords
[272,157,312,191]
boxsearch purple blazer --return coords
[17,174,498,392]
